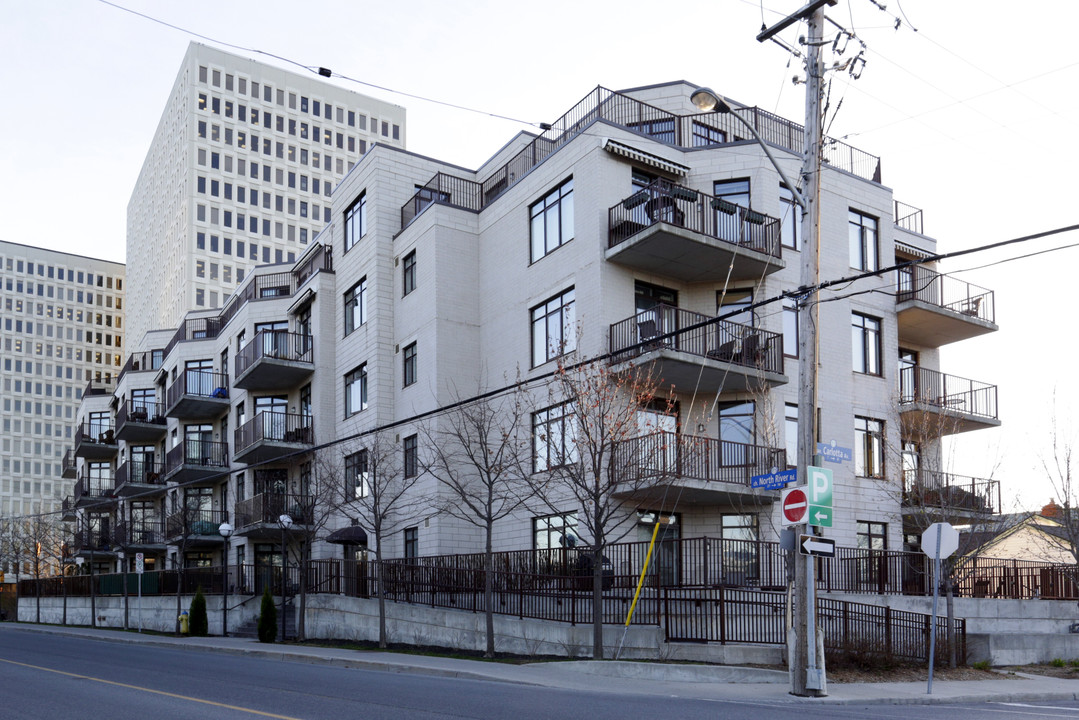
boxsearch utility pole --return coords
[758,0,833,698]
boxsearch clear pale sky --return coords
[2,0,1077,510]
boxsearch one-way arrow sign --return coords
[799,535,836,557]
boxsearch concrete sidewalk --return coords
[4,622,1079,706]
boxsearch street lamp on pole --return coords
[218,522,233,637]
[277,514,292,642]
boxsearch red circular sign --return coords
[783,488,808,523]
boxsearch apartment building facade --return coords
[125,42,406,348]
[66,80,1001,584]
[0,240,125,536]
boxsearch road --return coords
[2,627,1079,719]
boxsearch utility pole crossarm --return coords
[756,0,837,43]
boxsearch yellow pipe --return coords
[624,518,662,627]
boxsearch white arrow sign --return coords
[799,535,836,557]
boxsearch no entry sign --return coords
[781,487,808,525]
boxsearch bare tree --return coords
[421,382,533,657]
[336,429,425,649]
[535,356,677,659]
[281,458,338,642]
[16,505,65,624]
[1037,408,1079,576]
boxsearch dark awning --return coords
[326,525,368,545]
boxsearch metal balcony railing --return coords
[116,399,167,428]
[899,366,998,421]
[613,431,786,487]
[896,265,995,324]
[166,370,230,407]
[894,200,924,234]
[903,469,1001,515]
[235,493,314,528]
[165,439,230,473]
[234,412,313,455]
[114,458,166,489]
[235,331,313,377]
[166,508,229,538]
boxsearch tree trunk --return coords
[484,525,495,658]
[592,547,604,660]
[298,550,307,642]
[375,544,387,649]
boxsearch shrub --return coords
[258,586,277,644]
[189,586,208,637]
[1050,658,1066,668]
[972,660,991,671]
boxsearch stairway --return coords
[230,599,297,640]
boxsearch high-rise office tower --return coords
[125,42,406,347]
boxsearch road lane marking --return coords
[0,657,304,719]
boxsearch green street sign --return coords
[807,465,833,528]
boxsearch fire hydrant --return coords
[179,610,190,635]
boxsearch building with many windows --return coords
[0,240,125,537]
[125,42,405,348]
[66,80,1002,598]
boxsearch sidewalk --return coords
[4,622,1079,706]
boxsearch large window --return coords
[402,250,416,296]
[854,416,884,478]
[782,298,798,358]
[531,288,576,367]
[780,184,801,251]
[851,312,882,375]
[344,193,366,252]
[403,527,418,559]
[848,209,878,271]
[713,178,750,244]
[533,512,578,550]
[784,403,798,468]
[344,364,367,417]
[402,342,417,387]
[344,277,367,335]
[530,178,574,262]
[344,449,369,499]
[856,520,888,586]
[403,434,418,478]
[533,401,577,472]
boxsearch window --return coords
[783,298,798,357]
[784,404,798,467]
[721,513,760,583]
[531,288,575,367]
[403,434,418,478]
[713,179,750,244]
[533,512,578,550]
[403,527,418,559]
[532,401,577,472]
[780,185,801,251]
[851,312,881,375]
[856,520,888,584]
[344,449,370,499]
[344,193,366,252]
[854,416,884,478]
[849,210,879,271]
[692,121,727,147]
[530,178,574,262]
[343,278,367,335]
[402,342,417,387]
[402,250,416,296]
[344,364,367,416]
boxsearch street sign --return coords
[816,441,852,464]
[807,466,833,528]
[799,535,836,557]
[921,522,959,559]
[781,487,808,525]
[135,552,145,574]
[751,468,797,490]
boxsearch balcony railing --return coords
[165,439,230,473]
[166,508,229,539]
[897,265,995,324]
[608,179,781,257]
[116,399,167,428]
[235,492,314,528]
[236,331,313,377]
[613,431,786,488]
[62,448,76,477]
[114,517,167,546]
[609,303,784,375]
[75,421,116,448]
[894,200,923,234]
[235,412,313,456]
[115,458,166,489]
[166,370,230,408]
[72,527,113,553]
[74,475,114,505]
[401,86,882,230]
[903,469,1001,515]
[899,366,998,421]
[118,348,165,384]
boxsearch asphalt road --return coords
[3,629,1079,719]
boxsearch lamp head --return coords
[278,514,293,530]
[690,87,732,114]
[219,522,234,538]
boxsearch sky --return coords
[1,0,1077,511]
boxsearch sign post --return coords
[135,552,144,633]
[921,523,959,695]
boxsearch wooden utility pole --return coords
[758,0,832,698]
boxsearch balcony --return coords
[609,304,786,394]
[164,440,230,486]
[62,449,77,479]
[235,493,314,540]
[903,469,1001,517]
[72,527,114,556]
[165,370,230,419]
[74,422,118,460]
[606,180,784,282]
[234,412,314,464]
[896,266,997,346]
[114,458,167,498]
[612,431,786,506]
[166,508,229,546]
[61,497,77,522]
[115,400,168,443]
[73,474,115,509]
[113,517,167,548]
[234,331,314,390]
[899,366,1000,436]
